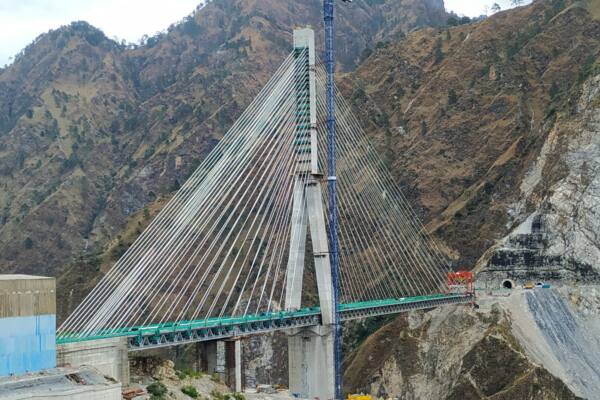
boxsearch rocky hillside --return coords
[342,0,600,272]
[0,0,447,281]
[477,69,600,284]
[1,0,599,398]
[343,298,585,400]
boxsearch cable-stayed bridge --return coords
[57,28,473,399]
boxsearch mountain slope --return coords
[0,0,447,277]
[341,0,600,269]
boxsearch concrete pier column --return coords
[224,339,243,392]
[195,341,202,372]
[234,340,242,392]
[201,339,245,391]
[199,341,225,378]
[288,326,335,400]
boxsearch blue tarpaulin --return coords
[0,314,56,376]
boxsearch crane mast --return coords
[323,0,343,398]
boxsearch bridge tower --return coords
[285,28,336,400]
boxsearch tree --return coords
[459,16,472,25]
[447,15,459,26]
[491,3,501,13]
[448,88,458,106]
[511,0,524,6]
[549,81,559,99]
[24,237,34,249]
[433,38,444,64]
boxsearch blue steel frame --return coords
[323,0,342,398]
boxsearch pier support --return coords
[199,340,243,392]
[288,326,335,399]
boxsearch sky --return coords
[0,0,533,67]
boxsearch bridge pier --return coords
[288,325,335,400]
[198,340,243,392]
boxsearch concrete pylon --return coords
[285,28,335,400]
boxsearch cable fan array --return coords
[58,51,449,340]
[315,64,449,303]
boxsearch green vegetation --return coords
[231,393,245,400]
[549,81,560,100]
[447,15,471,26]
[210,390,245,400]
[433,38,444,64]
[448,88,458,106]
[578,54,600,84]
[420,121,428,135]
[181,16,202,36]
[147,381,168,399]
[23,237,34,249]
[176,368,204,380]
[182,385,200,398]
[60,153,80,172]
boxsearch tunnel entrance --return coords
[502,279,514,289]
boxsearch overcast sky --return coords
[0,0,532,67]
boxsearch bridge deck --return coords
[57,293,473,350]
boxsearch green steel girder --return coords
[56,294,474,350]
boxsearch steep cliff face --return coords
[342,304,581,400]
[514,288,600,399]
[338,5,600,392]
[478,73,600,284]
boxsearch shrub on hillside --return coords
[147,381,167,397]
[182,385,199,398]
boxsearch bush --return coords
[147,381,167,397]
[23,237,34,249]
[182,385,199,398]
[176,369,203,380]
[549,81,559,100]
[448,88,458,106]
[231,393,245,400]
[433,38,444,64]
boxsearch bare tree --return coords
[511,0,524,6]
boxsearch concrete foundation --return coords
[57,337,129,385]
[288,326,335,400]
[0,366,121,400]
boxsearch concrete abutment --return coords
[57,337,130,385]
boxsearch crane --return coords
[323,0,351,398]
